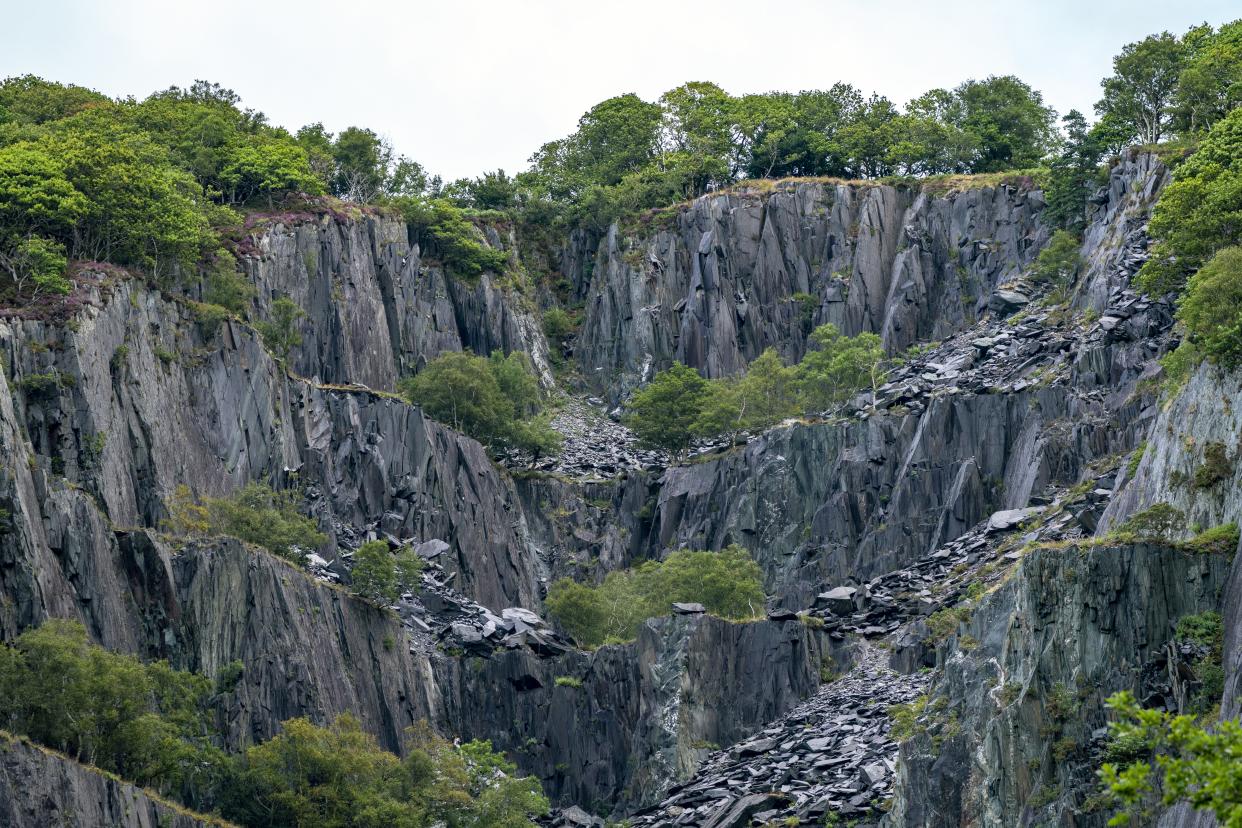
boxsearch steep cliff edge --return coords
[230,210,552,389]
[573,177,1048,401]
[7,148,1237,827]
[0,733,228,828]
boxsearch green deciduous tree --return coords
[1138,106,1242,295]
[1176,246,1242,367]
[1029,230,1082,286]
[1096,32,1187,145]
[546,545,765,648]
[0,75,108,125]
[945,75,1057,172]
[1173,20,1242,135]
[351,540,400,606]
[219,135,323,206]
[624,362,711,459]
[257,296,305,361]
[0,620,224,798]
[795,324,887,411]
[399,350,560,456]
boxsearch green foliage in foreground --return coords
[224,717,547,828]
[163,482,326,563]
[1176,246,1242,368]
[1138,107,1242,296]
[399,350,561,457]
[0,620,548,827]
[545,545,765,648]
[625,325,886,458]
[1101,691,1242,827]
[350,540,424,606]
[0,620,224,799]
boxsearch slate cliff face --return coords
[5,151,1242,827]
[0,734,224,828]
[0,284,542,611]
[230,211,553,389]
[574,179,1048,400]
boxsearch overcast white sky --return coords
[2,0,1237,180]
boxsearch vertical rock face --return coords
[1077,151,1171,312]
[1101,365,1242,535]
[435,614,829,815]
[10,149,1242,827]
[886,543,1229,828]
[0,283,542,610]
[574,179,1048,401]
[0,734,223,827]
[235,211,553,389]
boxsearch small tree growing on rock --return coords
[350,541,399,606]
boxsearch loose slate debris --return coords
[625,646,929,827]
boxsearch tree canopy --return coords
[545,545,766,647]
[399,350,560,457]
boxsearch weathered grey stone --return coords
[0,735,216,827]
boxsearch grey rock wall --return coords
[0,734,225,827]
[574,179,1049,401]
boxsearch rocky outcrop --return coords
[574,179,1049,401]
[646,285,1169,606]
[437,613,830,815]
[1077,151,1170,312]
[0,281,542,610]
[885,542,1229,828]
[156,535,439,752]
[1102,364,1242,536]
[0,734,227,827]
[232,210,552,389]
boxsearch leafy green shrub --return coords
[163,482,325,563]
[554,676,583,688]
[542,307,576,342]
[888,695,930,742]
[1126,441,1148,478]
[1159,339,1201,396]
[350,540,400,606]
[257,296,305,361]
[1114,502,1186,542]
[1176,247,1242,368]
[392,197,508,279]
[926,605,972,641]
[399,350,561,457]
[15,370,69,398]
[1176,611,1224,651]
[545,545,765,648]
[202,264,254,315]
[1183,523,1239,555]
[1193,441,1233,488]
[188,300,230,337]
[791,292,818,333]
[1029,230,1081,286]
